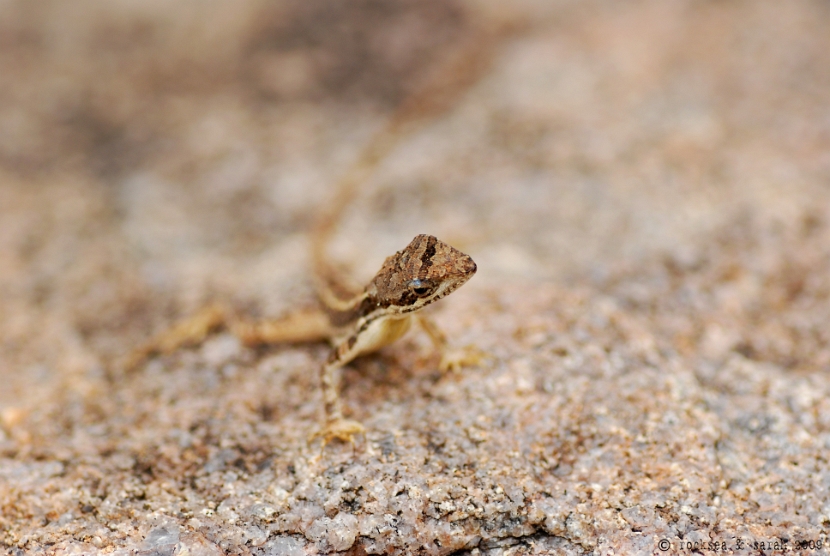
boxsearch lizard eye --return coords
[407,279,434,297]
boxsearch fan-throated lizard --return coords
[125,20,517,443]
[126,235,477,443]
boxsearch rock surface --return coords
[2,0,830,554]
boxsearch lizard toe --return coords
[439,345,487,373]
[309,418,366,446]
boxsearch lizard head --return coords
[368,234,477,313]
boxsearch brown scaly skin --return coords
[311,234,477,443]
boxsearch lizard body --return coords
[312,234,476,441]
[130,234,477,442]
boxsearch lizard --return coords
[125,235,477,443]
[124,18,519,442]
[248,233,477,442]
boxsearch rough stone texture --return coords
[2,0,830,554]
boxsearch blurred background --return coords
[2,0,830,402]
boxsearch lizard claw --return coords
[439,345,487,373]
[309,418,366,446]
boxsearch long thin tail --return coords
[310,17,523,307]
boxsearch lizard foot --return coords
[122,304,227,372]
[439,345,487,373]
[309,418,366,446]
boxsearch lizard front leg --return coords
[416,314,485,372]
[310,336,366,444]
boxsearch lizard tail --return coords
[310,16,523,306]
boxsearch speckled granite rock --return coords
[2,0,830,554]
[4,276,830,554]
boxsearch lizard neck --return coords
[324,290,411,332]
[323,292,375,328]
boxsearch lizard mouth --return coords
[466,260,478,276]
